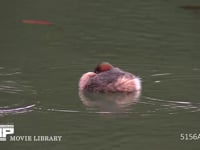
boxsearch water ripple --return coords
[36,107,132,115]
[0,80,37,95]
[0,71,21,76]
[151,73,172,77]
[142,96,200,114]
[0,104,36,116]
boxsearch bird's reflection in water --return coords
[79,90,141,114]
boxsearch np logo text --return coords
[0,125,14,141]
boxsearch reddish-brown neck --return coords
[94,62,113,73]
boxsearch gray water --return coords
[1,0,200,149]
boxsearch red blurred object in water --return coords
[22,20,53,25]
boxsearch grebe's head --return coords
[94,62,113,74]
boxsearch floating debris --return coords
[180,5,200,10]
[21,20,54,26]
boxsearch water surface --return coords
[0,0,200,149]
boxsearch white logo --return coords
[0,125,14,141]
[0,124,62,142]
